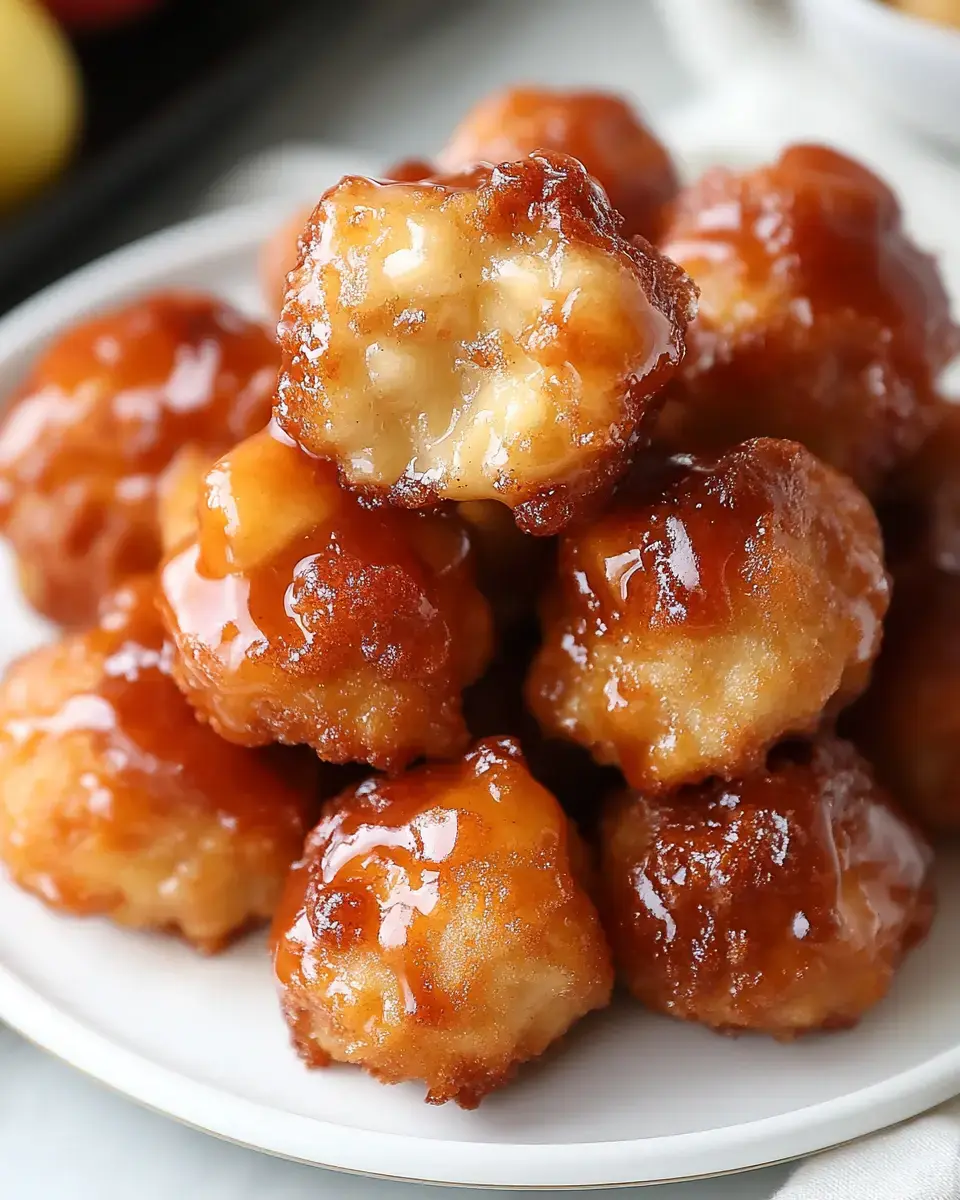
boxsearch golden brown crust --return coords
[438,87,679,241]
[526,437,889,791]
[657,145,958,494]
[159,425,494,772]
[0,292,279,627]
[599,736,934,1037]
[0,577,318,952]
[848,567,960,832]
[276,151,697,535]
[272,736,613,1107]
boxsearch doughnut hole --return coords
[526,437,889,792]
[658,145,958,494]
[0,292,278,625]
[438,87,679,240]
[273,736,613,1107]
[159,425,494,772]
[600,736,933,1037]
[276,151,697,535]
[0,577,318,952]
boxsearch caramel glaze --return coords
[600,736,934,1038]
[273,736,613,1107]
[527,437,889,792]
[0,292,278,626]
[159,423,493,773]
[0,576,323,952]
[437,87,680,241]
[658,145,959,494]
[276,150,697,536]
[847,566,960,833]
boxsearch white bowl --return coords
[796,0,960,150]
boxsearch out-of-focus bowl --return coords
[796,0,960,150]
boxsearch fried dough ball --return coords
[0,577,317,952]
[0,292,279,626]
[273,736,613,1107]
[276,151,697,535]
[600,736,933,1038]
[849,569,960,832]
[439,87,679,241]
[527,438,889,792]
[159,424,494,772]
[658,145,958,494]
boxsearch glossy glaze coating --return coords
[0,292,279,626]
[0,577,318,952]
[658,145,959,494]
[276,151,697,535]
[849,568,960,832]
[527,437,889,791]
[600,736,934,1037]
[273,736,613,1107]
[159,424,494,772]
[438,87,679,241]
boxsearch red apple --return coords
[42,0,163,30]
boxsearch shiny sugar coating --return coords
[600,736,934,1038]
[849,568,960,833]
[0,577,317,953]
[159,424,493,773]
[438,87,679,241]
[0,292,278,626]
[526,437,889,792]
[272,736,613,1107]
[276,151,697,535]
[658,145,959,494]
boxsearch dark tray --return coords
[0,0,368,314]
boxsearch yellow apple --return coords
[0,0,82,211]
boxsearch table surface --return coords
[0,1,796,1195]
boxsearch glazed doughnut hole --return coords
[0,291,278,626]
[658,145,959,494]
[159,425,494,772]
[272,736,613,1107]
[0,577,318,953]
[527,437,889,791]
[276,151,697,534]
[438,87,680,240]
[600,736,933,1037]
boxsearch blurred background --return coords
[3,0,960,313]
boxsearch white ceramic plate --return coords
[1,165,960,1192]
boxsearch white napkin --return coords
[773,1097,960,1199]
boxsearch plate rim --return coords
[1,191,960,1191]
